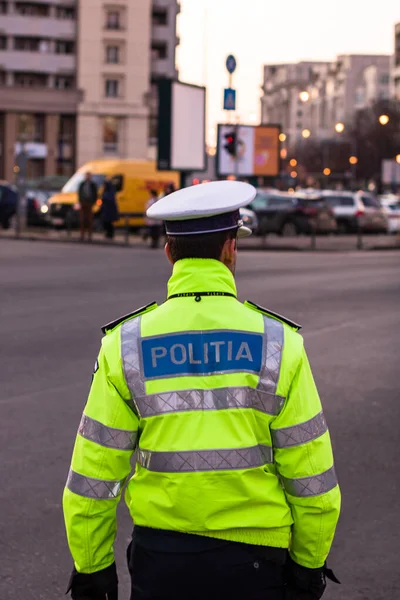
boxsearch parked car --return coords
[0,182,18,229]
[239,207,258,234]
[379,195,400,234]
[322,191,388,234]
[247,191,337,236]
[25,189,52,227]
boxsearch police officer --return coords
[63,181,341,600]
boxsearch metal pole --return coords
[124,215,130,246]
[356,217,363,250]
[310,223,316,250]
[14,145,28,237]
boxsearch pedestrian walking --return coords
[63,181,340,600]
[145,189,162,248]
[78,172,97,242]
[101,178,119,240]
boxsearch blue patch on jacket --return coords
[141,331,263,379]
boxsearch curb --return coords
[1,233,400,253]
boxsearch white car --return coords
[379,195,400,234]
[322,191,388,234]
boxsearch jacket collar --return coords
[167,259,237,298]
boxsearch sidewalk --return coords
[1,227,400,252]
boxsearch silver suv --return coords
[322,191,388,234]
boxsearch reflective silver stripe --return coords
[258,317,284,398]
[66,469,124,499]
[121,317,145,413]
[138,444,273,473]
[135,387,284,418]
[281,466,338,497]
[78,414,137,451]
[271,411,327,448]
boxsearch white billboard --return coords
[158,80,206,172]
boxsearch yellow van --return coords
[47,159,180,229]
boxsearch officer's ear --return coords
[165,242,174,265]
[220,236,237,267]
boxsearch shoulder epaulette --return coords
[244,300,302,331]
[101,302,158,334]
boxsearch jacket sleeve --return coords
[271,343,341,568]
[63,331,138,574]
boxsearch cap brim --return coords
[237,226,252,238]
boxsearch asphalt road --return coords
[1,239,399,600]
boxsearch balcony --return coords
[0,51,75,73]
[151,56,177,78]
[0,85,79,112]
[0,14,75,38]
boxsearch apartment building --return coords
[0,0,180,181]
[261,61,330,146]
[149,0,180,149]
[261,55,391,147]
[392,22,400,101]
[0,0,79,180]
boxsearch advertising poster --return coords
[217,125,280,177]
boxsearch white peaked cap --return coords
[146,180,256,238]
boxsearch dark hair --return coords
[150,189,158,197]
[167,229,237,262]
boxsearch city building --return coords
[261,55,391,148]
[261,61,331,147]
[0,0,180,181]
[149,0,180,152]
[77,0,152,168]
[392,22,400,101]
[0,0,79,180]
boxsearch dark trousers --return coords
[149,225,161,248]
[104,221,115,239]
[127,538,286,600]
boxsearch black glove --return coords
[66,562,118,600]
[285,555,340,600]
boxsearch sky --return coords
[176,0,400,145]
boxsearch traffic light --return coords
[224,130,237,157]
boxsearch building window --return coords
[27,159,45,179]
[15,2,50,16]
[106,10,121,30]
[106,45,120,64]
[55,40,75,54]
[103,116,119,153]
[380,73,389,85]
[149,116,158,145]
[0,71,6,86]
[16,114,45,142]
[105,79,119,98]
[57,115,75,175]
[14,37,44,51]
[152,8,168,25]
[55,75,74,89]
[297,110,303,117]
[14,72,48,88]
[0,36,7,50]
[296,122,302,129]
[56,6,75,19]
[151,42,168,60]
[0,1,8,14]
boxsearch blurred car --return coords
[25,189,52,226]
[379,195,400,234]
[239,207,258,234]
[322,191,388,234]
[0,182,18,229]
[247,191,337,236]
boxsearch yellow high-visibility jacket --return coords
[63,258,340,574]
